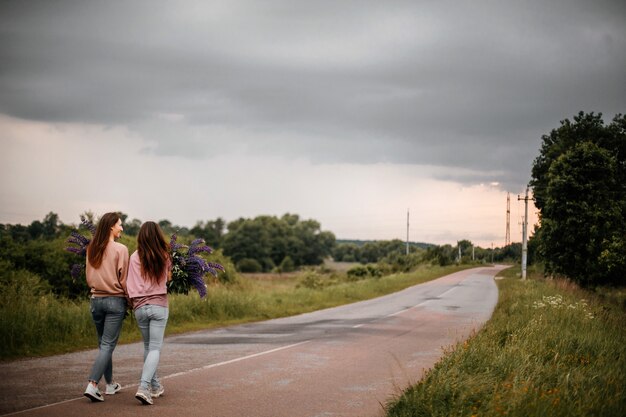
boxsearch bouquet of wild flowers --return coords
[167,234,224,298]
[66,216,223,298]
[65,215,96,281]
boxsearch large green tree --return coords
[530,112,626,286]
[190,218,225,248]
[221,214,335,272]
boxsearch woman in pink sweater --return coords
[126,221,172,405]
[83,212,129,402]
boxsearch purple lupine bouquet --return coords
[65,216,223,298]
[167,234,224,298]
[65,215,96,282]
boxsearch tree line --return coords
[333,238,524,267]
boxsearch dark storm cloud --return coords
[1,0,625,190]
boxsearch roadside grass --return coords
[1,263,473,360]
[385,266,626,417]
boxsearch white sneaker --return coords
[135,387,153,405]
[151,384,164,398]
[105,382,121,395]
[84,383,104,402]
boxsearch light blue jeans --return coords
[88,296,127,383]
[134,305,169,389]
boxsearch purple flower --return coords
[188,238,213,256]
[66,223,91,260]
[80,215,96,234]
[207,262,225,271]
[167,233,223,298]
[66,217,94,280]
[66,247,84,255]
[188,273,207,298]
[205,262,226,276]
[70,263,84,280]
[66,231,90,257]
[169,233,185,252]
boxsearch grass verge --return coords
[385,266,626,417]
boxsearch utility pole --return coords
[472,245,475,261]
[518,187,530,280]
[505,192,511,246]
[406,208,409,256]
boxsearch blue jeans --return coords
[134,305,169,389]
[88,296,127,383]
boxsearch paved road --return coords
[0,266,506,417]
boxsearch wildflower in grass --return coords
[167,233,224,298]
[543,295,564,308]
[530,294,596,320]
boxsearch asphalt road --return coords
[0,265,506,417]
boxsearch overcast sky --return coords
[1,0,625,246]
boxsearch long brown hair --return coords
[137,221,170,283]
[87,212,121,269]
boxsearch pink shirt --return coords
[126,251,170,310]
[86,241,129,298]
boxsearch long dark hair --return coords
[87,212,121,269]
[137,221,170,283]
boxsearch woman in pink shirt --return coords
[126,221,172,405]
[83,212,129,402]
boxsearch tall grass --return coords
[385,267,626,417]
[0,266,94,357]
[1,263,471,360]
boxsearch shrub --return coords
[366,265,383,278]
[298,271,337,289]
[237,258,263,273]
[277,256,296,273]
[347,265,370,281]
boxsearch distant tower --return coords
[406,208,409,255]
[505,192,511,246]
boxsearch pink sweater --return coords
[126,251,170,309]
[86,241,129,297]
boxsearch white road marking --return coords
[4,396,85,416]
[164,340,310,378]
[4,340,311,416]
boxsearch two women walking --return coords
[83,213,170,406]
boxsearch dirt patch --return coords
[241,272,301,281]
[323,259,360,272]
